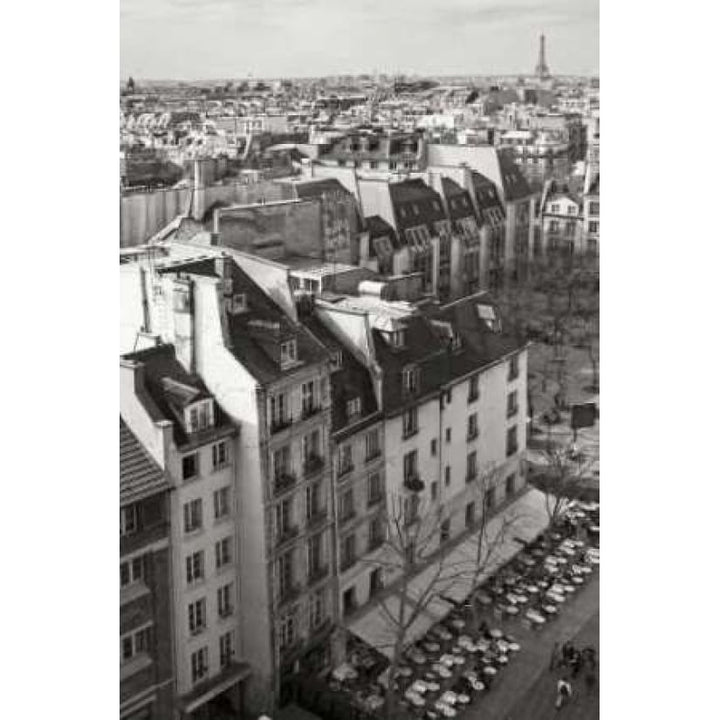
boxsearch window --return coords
[280,340,298,368]
[445,427,452,444]
[182,453,199,481]
[273,445,291,481]
[369,568,383,597]
[188,598,206,635]
[302,381,317,416]
[276,497,293,537]
[507,391,518,418]
[508,355,519,381]
[465,502,476,528]
[550,203,559,213]
[302,430,321,471]
[430,438,438,456]
[431,481,438,501]
[219,631,234,668]
[440,519,451,542]
[403,450,418,483]
[120,555,144,588]
[306,481,322,520]
[589,221,599,233]
[365,429,380,461]
[212,441,228,470]
[467,413,478,441]
[444,388,452,404]
[485,487,496,510]
[215,536,232,569]
[183,499,202,533]
[330,350,343,370]
[468,375,479,402]
[231,293,247,313]
[343,586,358,616]
[279,609,297,648]
[278,551,294,598]
[270,392,290,428]
[368,472,383,506]
[346,396,362,419]
[186,551,204,584]
[213,487,231,520]
[120,506,137,536]
[444,466,451,486]
[340,488,355,522]
[308,532,323,578]
[368,515,384,550]
[589,202,600,216]
[402,366,420,394]
[505,473,516,498]
[121,624,153,664]
[191,647,209,684]
[310,590,326,630]
[187,401,212,433]
[218,583,233,618]
[466,451,477,482]
[338,443,353,476]
[341,533,357,570]
[402,407,419,438]
[506,426,518,457]
[549,219,560,233]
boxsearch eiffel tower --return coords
[535,34,551,79]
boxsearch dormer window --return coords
[346,397,362,418]
[186,400,213,434]
[330,350,343,371]
[477,304,501,332]
[231,293,247,314]
[402,366,420,394]
[280,340,298,369]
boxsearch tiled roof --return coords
[440,177,479,222]
[471,172,506,217]
[120,418,168,505]
[293,178,353,201]
[498,153,533,202]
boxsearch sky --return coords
[120,0,599,81]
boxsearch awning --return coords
[348,489,550,655]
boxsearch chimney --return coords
[120,358,146,402]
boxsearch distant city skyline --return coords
[121,0,599,81]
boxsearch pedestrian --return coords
[549,641,561,671]
[555,677,572,710]
[571,651,584,678]
[561,641,573,665]
[584,669,596,694]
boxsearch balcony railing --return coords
[367,492,384,508]
[403,474,425,493]
[507,405,519,419]
[468,391,479,404]
[506,443,518,458]
[307,564,329,586]
[467,428,479,441]
[367,535,384,553]
[338,462,355,479]
[365,449,382,464]
[302,403,321,420]
[340,555,357,573]
[278,583,302,606]
[303,454,325,477]
[340,509,356,526]
[274,471,297,495]
[276,525,299,547]
[270,416,293,435]
[218,605,234,619]
[306,508,328,529]
[402,426,419,440]
[466,471,478,484]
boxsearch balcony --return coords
[218,605,234,619]
[466,471,478,485]
[367,492,384,508]
[306,508,328,529]
[402,426,419,441]
[467,428,479,442]
[365,449,382,464]
[340,509,357,526]
[403,474,425,493]
[507,405,519,419]
[307,564,329,586]
[275,525,299,548]
[338,462,355,480]
[303,453,325,478]
[274,471,297,495]
[367,535,384,553]
[278,583,302,606]
[270,416,293,435]
[506,443,518,459]
[340,555,358,573]
[468,391,479,404]
[302,403,321,420]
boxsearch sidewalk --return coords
[463,572,599,720]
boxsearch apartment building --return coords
[121,347,250,720]
[300,311,387,623]
[120,419,174,720]
[313,290,530,564]
[583,173,600,255]
[539,185,585,258]
[120,249,335,712]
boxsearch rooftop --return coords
[120,417,169,505]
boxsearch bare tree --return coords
[532,443,597,527]
[357,490,467,719]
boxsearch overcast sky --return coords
[120,0,598,80]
